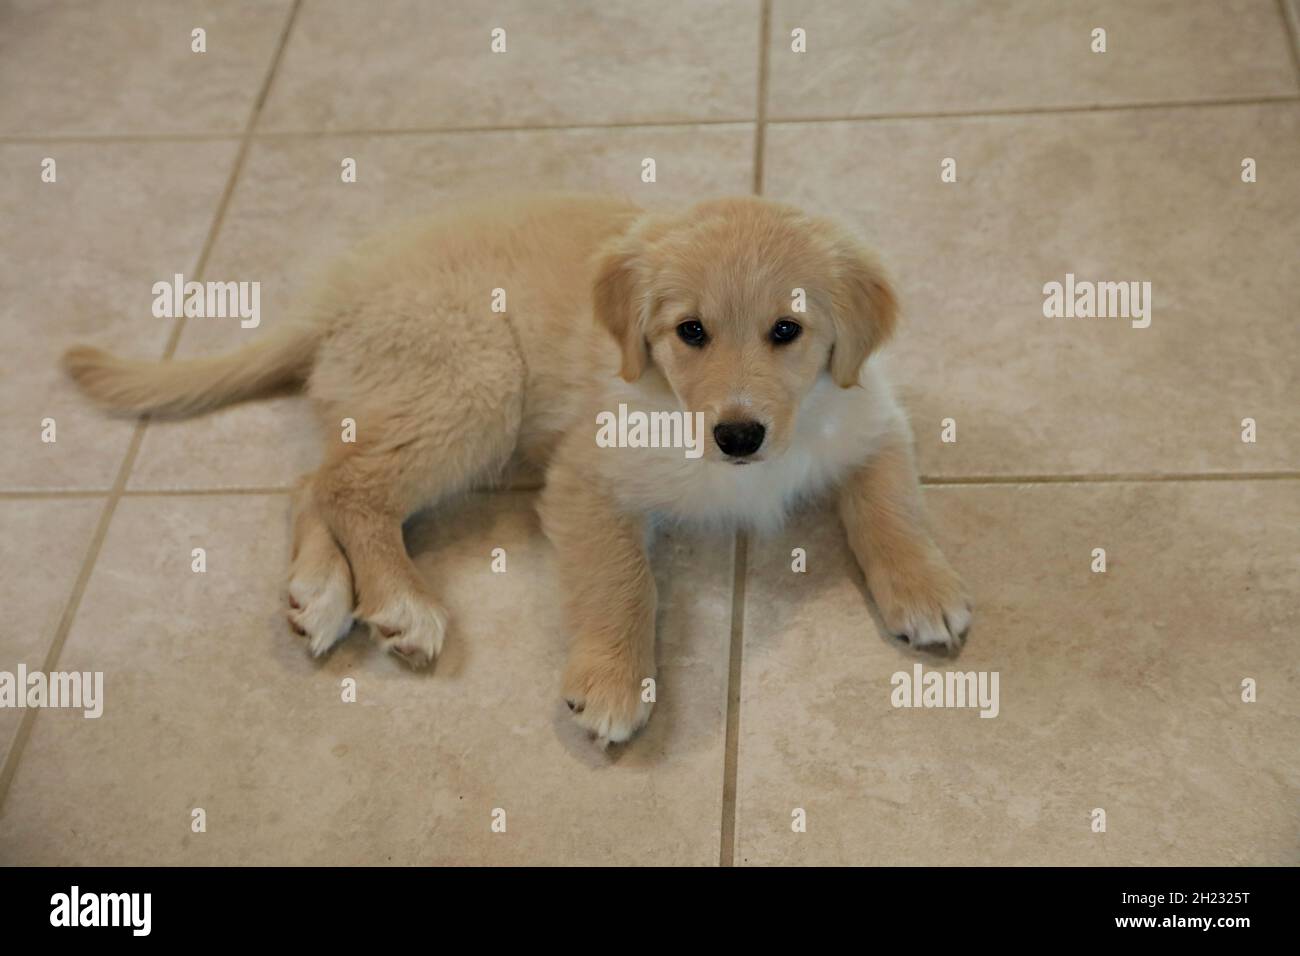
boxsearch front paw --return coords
[562,654,654,746]
[868,552,972,653]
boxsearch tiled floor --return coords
[1,1,1296,865]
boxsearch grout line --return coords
[1282,0,1300,84]
[2,471,1294,504]
[0,490,111,500]
[919,471,1300,486]
[0,461,131,807]
[4,95,1297,149]
[0,0,303,817]
[719,531,749,868]
[751,0,772,195]
[157,2,302,365]
[252,118,756,139]
[0,131,244,145]
[720,2,770,867]
[765,93,1300,127]
[0,119,757,146]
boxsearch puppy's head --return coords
[593,197,897,462]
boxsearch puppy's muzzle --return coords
[713,420,765,459]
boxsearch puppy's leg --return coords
[839,424,972,651]
[287,476,355,657]
[540,462,656,745]
[304,297,525,666]
[312,445,453,668]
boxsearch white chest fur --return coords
[601,359,904,533]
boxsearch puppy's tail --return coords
[61,321,322,418]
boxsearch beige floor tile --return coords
[764,104,1300,477]
[0,497,104,765]
[734,481,1299,865]
[129,124,754,490]
[0,0,293,136]
[259,0,758,132]
[0,493,733,864]
[0,140,239,491]
[767,0,1299,119]
[1289,1,1300,60]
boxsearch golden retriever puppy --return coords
[63,194,971,744]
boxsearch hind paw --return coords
[364,593,448,668]
[287,564,354,658]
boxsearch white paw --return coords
[906,598,972,651]
[365,592,448,668]
[563,666,654,746]
[870,555,972,653]
[288,565,354,658]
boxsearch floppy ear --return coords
[828,246,898,387]
[592,241,649,382]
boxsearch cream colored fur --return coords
[63,194,971,746]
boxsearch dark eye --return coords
[771,318,802,344]
[677,318,708,347]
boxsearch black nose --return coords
[713,420,766,458]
